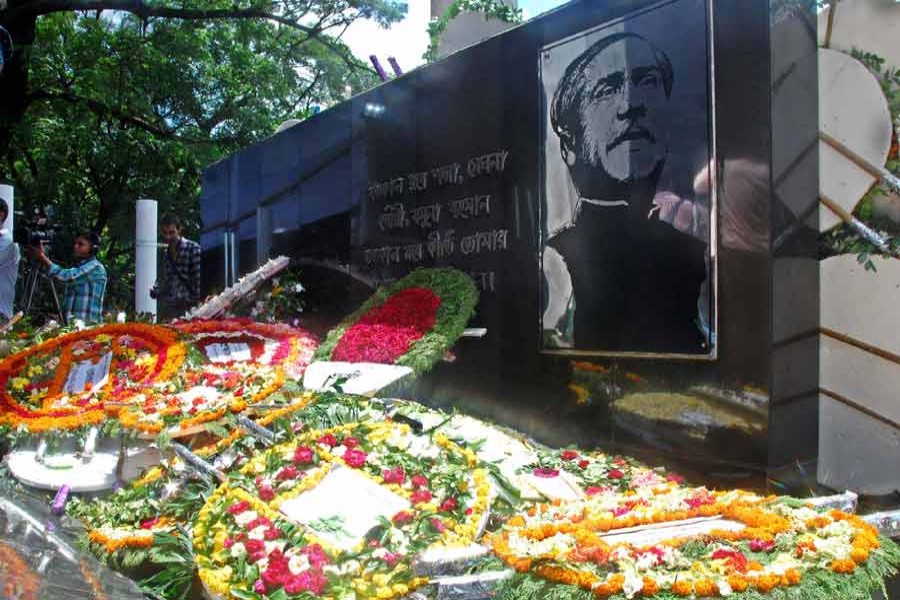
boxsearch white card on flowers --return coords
[205,342,252,363]
[63,352,113,394]
[279,466,411,551]
[599,516,744,547]
[303,361,413,396]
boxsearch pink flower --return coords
[293,446,314,464]
[227,500,251,515]
[533,468,560,478]
[253,579,266,594]
[393,511,414,525]
[382,466,406,485]
[317,433,338,447]
[439,497,458,512]
[245,539,265,554]
[343,449,367,469]
[284,571,328,595]
[382,552,402,566]
[139,517,160,529]
[561,450,579,461]
[342,437,360,449]
[431,518,447,533]
[246,516,272,530]
[258,484,275,501]
[411,474,429,489]
[223,538,235,549]
[411,489,433,504]
[261,556,290,589]
[750,539,775,553]
[264,527,282,541]
[585,486,608,496]
[301,544,330,568]
[608,469,624,479]
[667,473,685,484]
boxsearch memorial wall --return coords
[200,0,820,478]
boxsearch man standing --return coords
[543,32,709,354]
[0,199,19,320]
[152,213,201,321]
[32,231,107,324]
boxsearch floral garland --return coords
[194,420,492,600]
[77,394,321,560]
[314,268,479,375]
[488,485,900,599]
[0,324,185,433]
[114,319,317,436]
[521,447,685,499]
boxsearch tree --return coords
[0,1,405,313]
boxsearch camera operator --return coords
[0,199,19,319]
[30,231,107,324]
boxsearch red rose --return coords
[227,500,250,515]
[439,497,458,512]
[341,437,360,449]
[261,560,289,589]
[263,527,282,541]
[578,460,590,469]
[411,489,433,504]
[585,486,606,496]
[667,474,685,484]
[301,544,330,568]
[382,466,406,485]
[258,484,275,501]
[608,469,624,479]
[343,449,367,469]
[293,446,314,464]
[411,474,429,489]
[561,449,579,461]
[392,511,414,525]
[139,517,160,530]
[317,433,338,447]
[245,539,265,554]
[276,464,300,481]
[750,539,775,553]
[431,518,447,533]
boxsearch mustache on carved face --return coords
[606,126,656,153]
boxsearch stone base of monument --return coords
[303,361,414,396]
[6,438,160,492]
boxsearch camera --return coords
[14,207,63,250]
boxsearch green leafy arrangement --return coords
[313,268,479,376]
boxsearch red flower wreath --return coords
[331,288,441,364]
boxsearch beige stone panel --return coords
[821,334,900,426]
[821,255,900,356]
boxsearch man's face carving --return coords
[567,37,668,195]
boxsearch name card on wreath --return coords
[63,352,113,394]
[280,466,411,551]
[204,342,252,363]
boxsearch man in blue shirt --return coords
[0,199,19,319]
[31,232,107,324]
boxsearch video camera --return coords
[14,206,63,250]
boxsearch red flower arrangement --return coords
[331,287,440,364]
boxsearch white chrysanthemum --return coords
[717,579,733,596]
[233,510,259,527]
[622,569,644,599]
[229,542,247,558]
[248,525,268,541]
[288,554,310,575]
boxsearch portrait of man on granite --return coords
[540,0,716,356]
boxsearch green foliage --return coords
[314,267,480,375]
[1,2,405,317]
[425,0,523,62]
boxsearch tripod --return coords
[20,253,66,325]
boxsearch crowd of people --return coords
[0,208,201,325]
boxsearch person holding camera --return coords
[0,199,19,320]
[31,231,107,324]
[151,213,201,321]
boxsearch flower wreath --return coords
[116,320,317,436]
[194,420,492,600]
[0,324,184,433]
[314,268,478,375]
[489,485,900,600]
[76,395,320,560]
[521,447,685,500]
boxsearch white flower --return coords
[717,579,733,596]
[289,554,311,575]
[264,540,286,555]
[233,510,259,527]
[230,542,247,558]
[293,283,304,293]
[73,319,86,330]
[248,525,268,540]
[622,569,644,599]
[116,311,126,323]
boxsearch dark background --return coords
[199,0,820,483]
